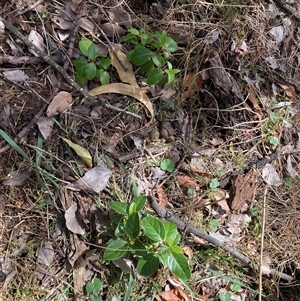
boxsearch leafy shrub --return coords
[121,29,180,86]
[74,38,111,85]
[104,195,191,281]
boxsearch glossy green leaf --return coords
[140,60,154,72]
[120,33,138,44]
[82,63,96,80]
[128,202,137,214]
[103,238,128,260]
[87,42,98,60]
[147,69,164,85]
[128,28,139,35]
[132,195,147,212]
[129,46,151,66]
[163,37,177,52]
[79,38,94,57]
[140,32,154,45]
[152,54,164,67]
[100,58,111,70]
[137,254,159,276]
[156,31,167,46]
[168,252,191,280]
[142,215,165,242]
[109,201,128,215]
[99,70,110,85]
[125,212,140,239]
[163,221,181,246]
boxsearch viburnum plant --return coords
[121,29,180,86]
[103,195,191,281]
[74,37,111,85]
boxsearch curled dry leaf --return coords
[28,30,44,56]
[88,83,154,118]
[36,116,54,140]
[36,241,55,267]
[109,47,139,88]
[62,138,92,168]
[47,91,72,117]
[176,175,199,189]
[180,72,202,101]
[3,70,29,82]
[278,84,297,100]
[66,165,112,193]
[65,203,85,235]
[157,186,168,208]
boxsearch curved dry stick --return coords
[148,195,295,282]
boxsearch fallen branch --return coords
[0,55,63,65]
[148,195,296,282]
[0,17,141,119]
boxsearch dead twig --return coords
[148,195,296,282]
[0,55,63,65]
[272,0,300,23]
[0,17,141,119]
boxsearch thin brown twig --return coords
[0,17,141,119]
[0,55,63,65]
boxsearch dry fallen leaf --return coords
[36,241,55,267]
[36,116,54,140]
[88,83,153,118]
[262,163,282,186]
[176,175,199,189]
[157,186,168,208]
[47,91,72,117]
[109,47,139,88]
[278,84,297,100]
[3,70,29,82]
[65,203,85,235]
[3,170,32,186]
[180,72,202,101]
[66,165,112,193]
[182,246,193,259]
[62,138,92,168]
[28,30,44,56]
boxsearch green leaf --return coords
[151,54,164,68]
[109,201,128,215]
[87,42,99,61]
[168,252,191,280]
[132,195,147,212]
[129,240,147,257]
[164,221,181,246]
[82,62,96,80]
[163,37,177,52]
[140,32,154,45]
[156,31,167,46]
[209,178,220,189]
[230,280,242,292]
[209,219,219,232]
[158,245,171,267]
[74,56,88,70]
[137,254,159,276]
[79,38,94,57]
[128,28,139,35]
[142,216,165,242]
[103,238,128,260]
[100,58,111,70]
[147,69,164,85]
[99,70,110,85]
[125,212,140,240]
[129,46,151,66]
[269,136,279,146]
[140,60,154,72]
[128,202,137,214]
[120,33,138,44]
[219,292,231,301]
[86,278,102,295]
[160,158,175,173]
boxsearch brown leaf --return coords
[88,83,154,118]
[278,84,297,100]
[157,290,182,301]
[157,186,168,208]
[109,47,139,88]
[176,175,199,189]
[180,72,202,101]
[47,91,72,117]
[182,246,193,259]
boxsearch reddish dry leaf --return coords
[180,72,202,101]
[157,289,182,301]
[157,186,168,208]
[248,86,263,115]
[193,236,208,245]
[47,91,72,117]
[182,246,193,259]
[190,165,210,176]
[176,175,199,189]
[278,84,297,100]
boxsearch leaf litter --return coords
[1,0,300,300]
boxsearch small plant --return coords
[74,38,111,85]
[121,29,180,86]
[160,158,175,173]
[86,278,102,301]
[104,195,191,281]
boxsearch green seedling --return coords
[121,29,180,86]
[160,158,175,173]
[86,278,102,301]
[74,38,111,85]
[104,195,191,281]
